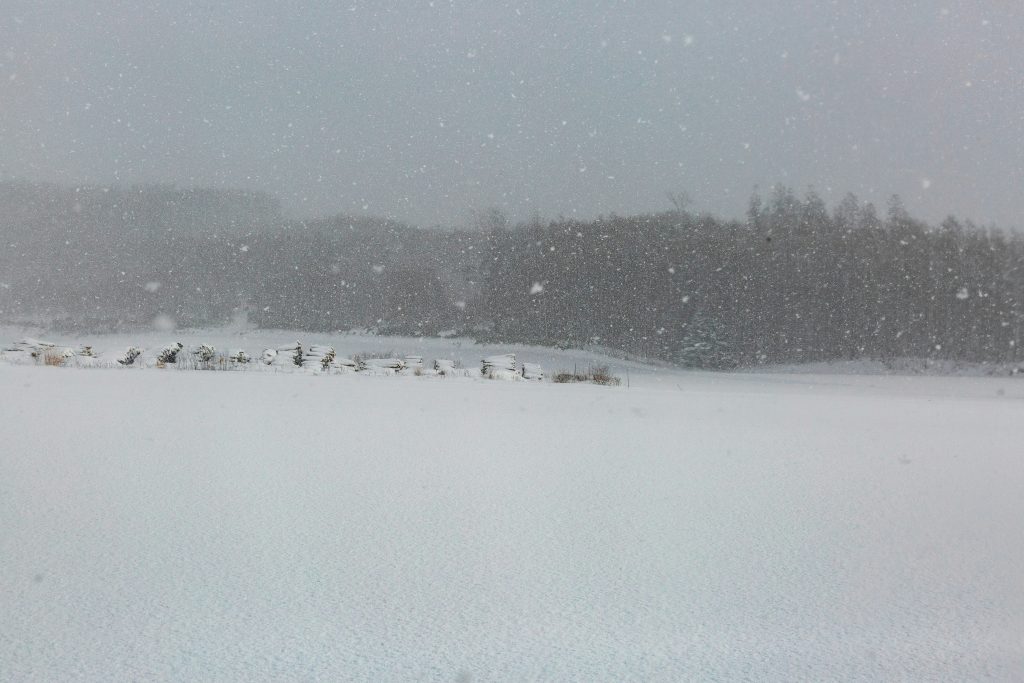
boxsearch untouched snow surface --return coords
[2,330,1024,680]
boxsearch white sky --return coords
[1,1,1022,229]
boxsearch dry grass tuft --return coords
[553,364,621,386]
[42,350,66,367]
[590,365,621,386]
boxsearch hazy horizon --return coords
[2,1,1022,229]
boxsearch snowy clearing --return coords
[2,330,1024,680]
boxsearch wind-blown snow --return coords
[1,332,1023,680]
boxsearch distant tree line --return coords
[1,181,1022,367]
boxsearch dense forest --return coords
[1,181,1022,368]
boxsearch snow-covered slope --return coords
[2,330,1023,680]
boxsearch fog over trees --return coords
[2,181,1021,368]
[3,5,1022,368]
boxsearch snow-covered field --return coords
[2,327,1024,680]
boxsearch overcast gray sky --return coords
[2,1,1022,228]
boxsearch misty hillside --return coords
[2,182,1023,368]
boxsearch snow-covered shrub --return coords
[229,350,251,364]
[194,344,217,363]
[156,342,184,364]
[118,347,142,366]
[590,365,621,386]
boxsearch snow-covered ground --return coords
[2,327,1024,680]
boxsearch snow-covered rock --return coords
[521,362,544,381]
[3,338,57,360]
[482,353,516,376]
[330,356,358,372]
[302,345,335,371]
[269,343,303,368]
[434,358,456,373]
[359,357,405,373]
[484,367,523,381]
